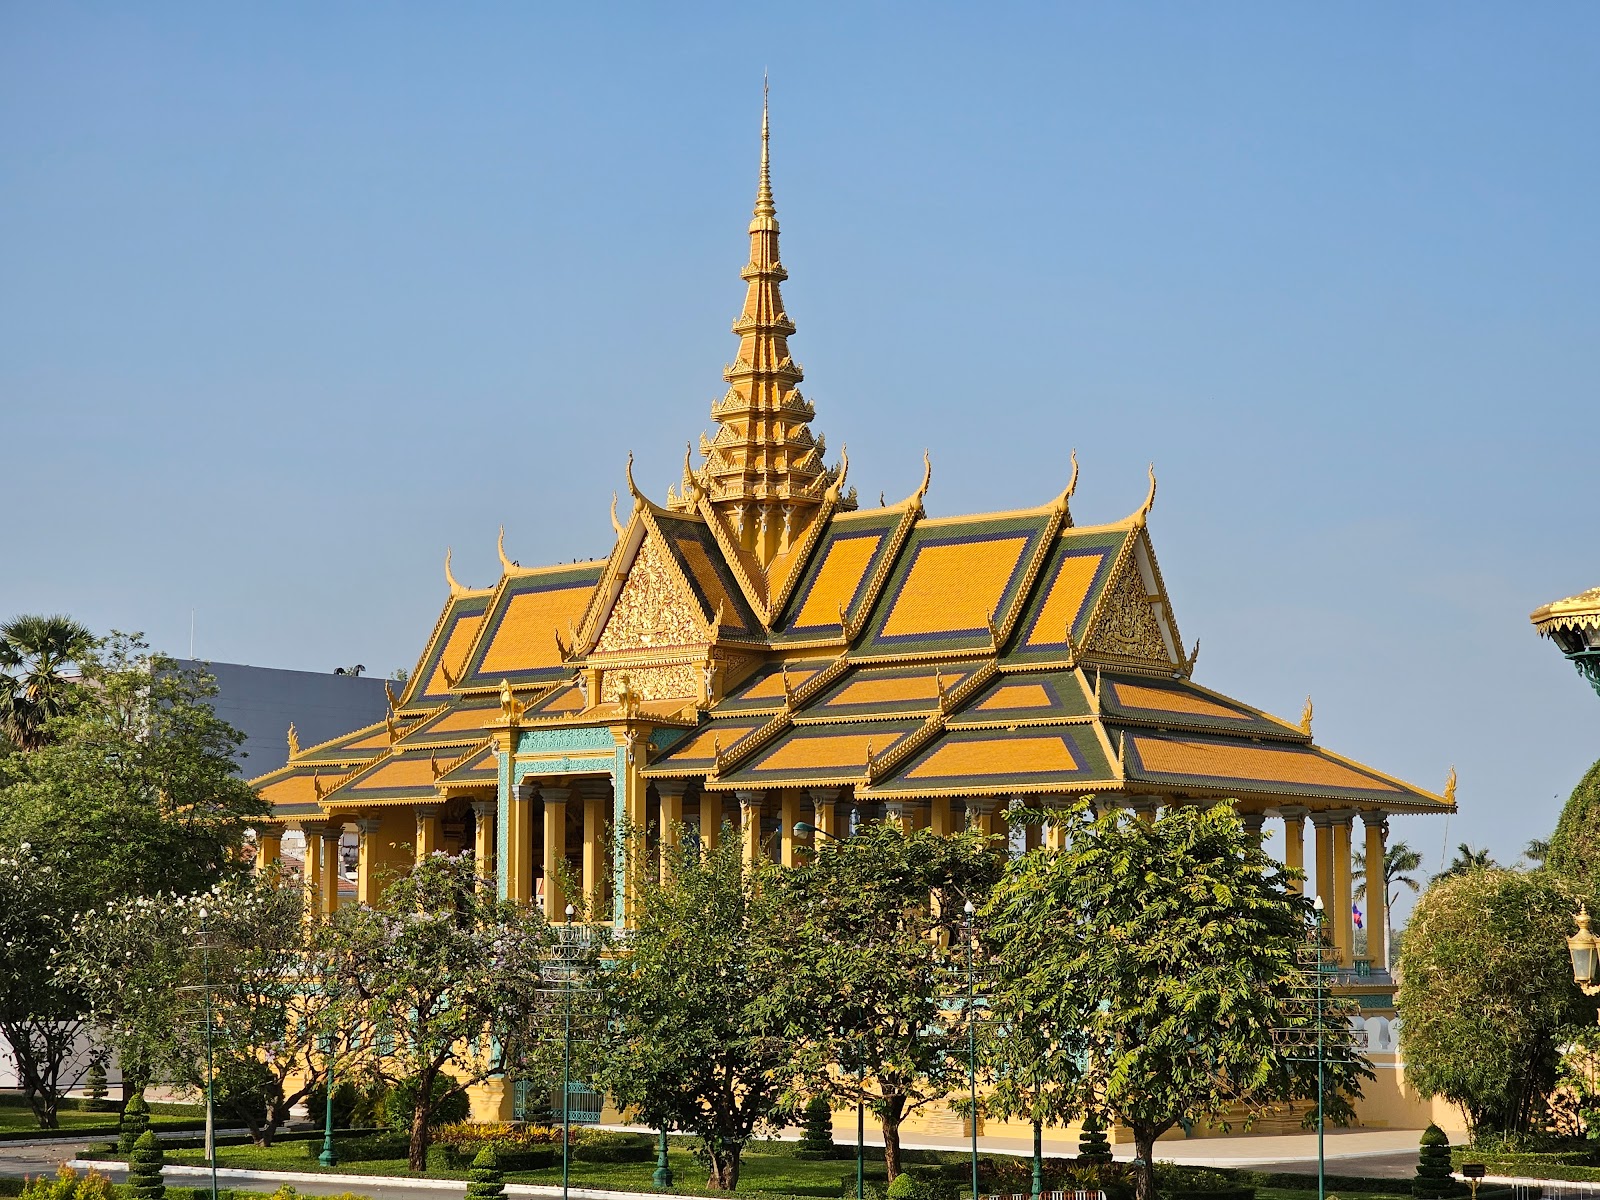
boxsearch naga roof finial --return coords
[625,451,647,510]
[444,548,468,597]
[286,723,300,760]
[1051,449,1080,518]
[610,492,624,538]
[1444,765,1458,806]
[826,444,850,503]
[1136,463,1158,525]
[497,525,517,574]
[1299,696,1314,736]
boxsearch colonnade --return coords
[254,788,1392,972]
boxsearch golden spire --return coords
[679,79,853,567]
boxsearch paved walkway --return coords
[0,1126,1443,1200]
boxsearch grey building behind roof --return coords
[175,660,393,777]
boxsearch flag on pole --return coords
[1352,903,1364,930]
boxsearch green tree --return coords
[984,802,1368,1200]
[1432,843,1497,884]
[1544,758,1600,891]
[322,850,556,1171]
[127,1130,165,1200]
[1354,839,1423,969]
[982,811,1089,1184]
[61,873,332,1146]
[594,835,801,1190]
[1397,867,1587,1137]
[0,634,267,903]
[767,823,1002,1181]
[0,841,95,1127]
[0,615,94,752]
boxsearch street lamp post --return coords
[319,968,338,1168]
[1314,895,1325,1200]
[964,899,979,1200]
[562,903,577,1200]
[199,907,218,1200]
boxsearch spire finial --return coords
[755,74,775,219]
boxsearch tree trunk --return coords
[707,1144,742,1190]
[1132,1126,1157,1200]
[881,1102,906,1182]
[408,1089,431,1172]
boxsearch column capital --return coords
[414,803,444,818]
[299,821,335,838]
[1324,808,1358,827]
[1124,797,1161,817]
[1275,805,1310,822]
[354,817,383,837]
[540,784,574,806]
[1237,811,1267,835]
[964,795,1000,816]
[654,779,691,799]
[1361,808,1390,831]
[735,789,765,810]
[470,798,496,819]
[1308,809,1336,828]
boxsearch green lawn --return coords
[152,1139,1414,1200]
[0,1096,203,1135]
[163,1142,858,1195]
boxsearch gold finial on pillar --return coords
[1444,766,1458,806]
[1299,696,1314,736]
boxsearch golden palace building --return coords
[252,100,1456,1135]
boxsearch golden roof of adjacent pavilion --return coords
[1532,586,1600,638]
[252,95,1451,822]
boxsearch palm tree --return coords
[1353,839,1423,971]
[0,614,95,751]
[1432,842,1496,883]
[1524,837,1551,868]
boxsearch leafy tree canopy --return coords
[0,614,94,752]
[0,633,266,907]
[1545,758,1600,894]
[594,836,801,1191]
[764,822,1003,1181]
[1396,867,1588,1138]
[985,802,1367,1200]
[322,851,558,1171]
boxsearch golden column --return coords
[814,788,841,839]
[929,796,955,837]
[657,780,688,877]
[1022,796,1042,853]
[255,825,283,871]
[505,783,533,907]
[737,790,764,867]
[1126,797,1160,823]
[581,778,610,916]
[1311,811,1334,909]
[540,785,570,922]
[1330,811,1356,966]
[779,790,803,865]
[299,824,325,918]
[414,804,443,864]
[471,799,496,886]
[321,824,342,915]
[698,788,723,851]
[1362,810,1389,970]
[1279,806,1308,894]
[354,818,383,905]
[965,797,998,838]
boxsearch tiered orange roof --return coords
[255,97,1450,826]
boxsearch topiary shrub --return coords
[85,1060,112,1112]
[799,1097,839,1159]
[1078,1112,1113,1165]
[466,1147,505,1200]
[1546,759,1600,892]
[128,1131,165,1200]
[303,1080,364,1131]
[885,1169,955,1200]
[1414,1125,1458,1199]
[119,1095,151,1155]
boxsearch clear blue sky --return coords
[4,4,1596,906]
